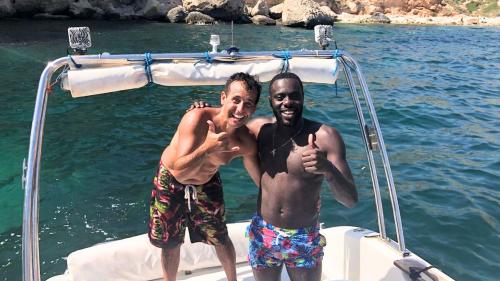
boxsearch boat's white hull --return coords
[47,222,453,281]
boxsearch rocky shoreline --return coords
[1,0,499,27]
[337,13,500,26]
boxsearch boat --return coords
[22,26,455,281]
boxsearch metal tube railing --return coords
[61,50,344,70]
[341,52,407,253]
[339,57,387,240]
[21,50,409,281]
[22,57,69,281]
[71,50,341,62]
[22,51,342,281]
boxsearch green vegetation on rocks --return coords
[481,0,500,16]
[444,0,500,15]
[466,1,480,12]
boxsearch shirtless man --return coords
[148,72,261,281]
[246,72,358,281]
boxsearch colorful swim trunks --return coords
[246,214,326,269]
[148,163,228,249]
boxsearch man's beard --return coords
[272,107,302,127]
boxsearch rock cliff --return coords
[0,0,498,26]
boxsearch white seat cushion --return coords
[65,222,249,281]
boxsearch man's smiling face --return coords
[221,80,258,128]
[269,78,304,127]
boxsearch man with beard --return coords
[246,72,358,281]
[148,72,261,281]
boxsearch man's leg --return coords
[285,263,322,281]
[161,246,181,281]
[252,266,283,281]
[214,237,237,281]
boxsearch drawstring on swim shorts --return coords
[184,185,198,212]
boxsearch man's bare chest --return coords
[260,142,310,175]
[208,137,246,166]
[209,152,235,166]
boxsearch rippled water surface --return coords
[0,20,499,281]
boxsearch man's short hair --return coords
[224,72,262,105]
[269,72,304,96]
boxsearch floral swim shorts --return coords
[148,163,228,249]
[246,214,326,269]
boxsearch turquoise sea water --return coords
[0,19,499,281]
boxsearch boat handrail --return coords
[339,52,408,254]
[22,57,69,281]
[339,55,387,240]
[22,51,408,281]
[69,50,340,61]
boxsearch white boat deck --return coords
[47,223,453,281]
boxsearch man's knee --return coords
[285,263,322,281]
[213,234,232,247]
[215,238,235,253]
[252,266,283,281]
[161,245,181,258]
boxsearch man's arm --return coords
[241,134,260,187]
[302,126,358,208]
[243,152,260,187]
[243,118,271,187]
[246,116,274,138]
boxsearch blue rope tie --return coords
[273,51,292,73]
[144,52,153,84]
[68,55,82,68]
[204,51,213,63]
[194,52,213,66]
[332,50,343,97]
[332,57,339,77]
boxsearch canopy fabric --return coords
[62,57,340,98]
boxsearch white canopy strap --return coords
[61,57,340,98]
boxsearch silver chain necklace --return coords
[270,121,304,157]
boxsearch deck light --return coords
[68,27,91,55]
[314,25,333,50]
[209,34,220,53]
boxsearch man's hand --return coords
[302,134,330,174]
[186,100,212,112]
[204,120,240,154]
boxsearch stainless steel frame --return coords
[339,52,408,253]
[339,55,387,240]
[22,57,68,281]
[22,51,407,281]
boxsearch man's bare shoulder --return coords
[317,123,341,139]
[246,116,275,137]
[306,119,344,150]
[235,124,254,139]
[179,107,218,128]
[236,125,258,154]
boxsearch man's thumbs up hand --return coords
[308,133,318,149]
[302,133,328,174]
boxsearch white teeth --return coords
[232,113,245,119]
